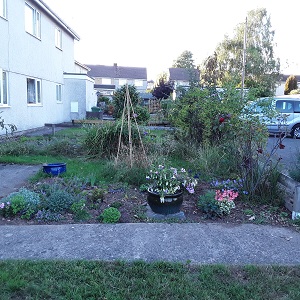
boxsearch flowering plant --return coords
[215,189,238,215]
[146,165,198,203]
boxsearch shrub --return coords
[99,207,121,223]
[0,188,40,219]
[43,189,77,213]
[70,200,91,221]
[198,190,221,219]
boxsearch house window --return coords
[119,79,127,86]
[27,78,41,104]
[135,80,143,87]
[102,78,111,85]
[56,84,62,102]
[55,28,62,49]
[0,0,7,18]
[25,2,41,38]
[0,69,8,105]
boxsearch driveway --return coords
[267,136,300,170]
[0,164,41,198]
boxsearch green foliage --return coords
[70,200,91,221]
[132,105,150,124]
[206,8,280,97]
[83,121,142,158]
[89,188,105,203]
[172,50,196,69]
[197,190,221,219]
[113,85,141,119]
[101,161,148,186]
[169,85,245,144]
[43,189,77,213]
[284,75,298,95]
[99,207,121,223]
[0,188,40,219]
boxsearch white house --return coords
[0,0,95,133]
[86,63,148,100]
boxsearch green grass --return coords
[0,261,299,299]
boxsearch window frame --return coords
[102,78,111,85]
[27,77,42,105]
[0,68,8,106]
[55,27,62,49]
[0,0,7,19]
[25,2,41,39]
[56,84,62,103]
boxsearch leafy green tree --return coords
[112,85,149,124]
[204,8,280,97]
[284,75,298,95]
[113,85,141,118]
[172,50,196,69]
[200,52,224,87]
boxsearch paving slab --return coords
[0,223,299,265]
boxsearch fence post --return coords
[293,186,300,220]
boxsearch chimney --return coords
[113,63,117,67]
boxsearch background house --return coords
[168,68,200,99]
[86,63,148,100]
[0,0,95,133]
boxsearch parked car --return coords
[256,95,300,138]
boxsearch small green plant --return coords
[243,209,254,216]
[110,201,122,209]
[198,190,221,219]
[90,188,105,202]
[70,200,91,221]
[98,207,121,223]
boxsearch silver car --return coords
[265,95,300,138]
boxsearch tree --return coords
[284,75,298,95]
[112,85,141,119]
[172,50,196,69]
[152,73,174,100]
[200,52,224,87]
[203,8,280,97]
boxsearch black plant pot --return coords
[147,190,183,215]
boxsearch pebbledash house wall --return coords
[0,0,93,132]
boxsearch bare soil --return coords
[0,180,297,230]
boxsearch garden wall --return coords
[279,173,300,219]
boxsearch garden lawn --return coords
[0,261,299,299]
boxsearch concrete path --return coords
[0,223,299,265]
[0,164,41,198]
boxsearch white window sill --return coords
[27,104,42,107]
[0,105,11,108]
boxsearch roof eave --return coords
[32,0,80,41]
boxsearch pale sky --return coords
[44,0,300,80]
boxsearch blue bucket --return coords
[43,163,66,176]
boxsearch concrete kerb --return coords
[0,223,299,264]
